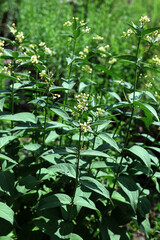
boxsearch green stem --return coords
[106,35,142,206]
[60,39,77,147]
[11,78,14,129]
[38,85,49,179]
[71,120,82,205]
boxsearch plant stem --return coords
[106,35,142,206]
[38,84,49,179]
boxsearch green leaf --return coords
[48,163,76,178]
[95,65,121,78]
[73,28,80,38]
[134,101,159,121]
[100,215,125,240]
[70,234,83,240]
[140,218,150,238]
[74,196,97,211]
[116,55,137,62]
[0,136,16,148]
[117,175,139,212]
[12,51,19,59]
[0,97,5,111]
[0,171,14,196]
[0,37,14,44]
[0,73,17,81]
[46,121,72,130]
[0,112,37,123]
[0,237,12,240]
[98,133,120,152]
[80,149,109,158]
[17,175,39,193]
[0,154,17,164]
[126,145,151,169]
[80,176,110,199]
[142,91,157,102]
[50,107,71,121]
[38,194,71,211]
[142,26,160,36]
[24,144,42,154]
[49,86,69,92]
[108,92,121,102]
[107,102,131,111]
[0,202,14,224]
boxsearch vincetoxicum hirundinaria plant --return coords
[0,16,160,240]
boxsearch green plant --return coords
[0,15,160,240]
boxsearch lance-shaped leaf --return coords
[117,175,139,212]
[70,234,83,240]
[0,112,37,123]
[0,171,15,196]
[50,107,71,121]
[80,149,109,158]
[74,196,97,211]
[0,136,16,148]
[48,163,76,178]
[98,133,120,152]
[0,97,5,111]
[95,64,121,78]
[0,154,17,164]
[0,202,14,224]
[38,194,71,211]
[80,176,110,199]
[126,145,151,169]
[142,26,160,36]
[134,101,159,121]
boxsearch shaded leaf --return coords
[126,145,151,169]
[38,194,71,211]
[0,202,14,224]
[80,176,110,199]
[118,175,139,212]
[48,163,76,178]
[80,149,109,158]
[98,133,120,152]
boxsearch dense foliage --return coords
[0,1,160,240]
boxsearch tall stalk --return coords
[106,34,142,205]
[38,83,50,179]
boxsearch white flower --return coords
[31,55,39,64]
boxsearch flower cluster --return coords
[74,93,89,112]
[108,58,117,64]
[96,108,105,117]
[79,46,89,59]
[93,35,104,41]
[139,16,150,24]
[53,94,61,99]
[39,42,54,55]
[39,70,46,79]
[98,45,109,57]
[63,21,73,27]
[82,26,91,33]
[98,45,109,52]
[82,65,92,74]
[10,23,17,34]
[31,55,39,64]
[16,32,24,43]
[80,120,92,133]
[145,81,152,88]
[152,55,160,66]
[0,40,4,56]
[121,28,134,39]
[155,91,160,99]
[145,30,160,43]
[0,66,11,76]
